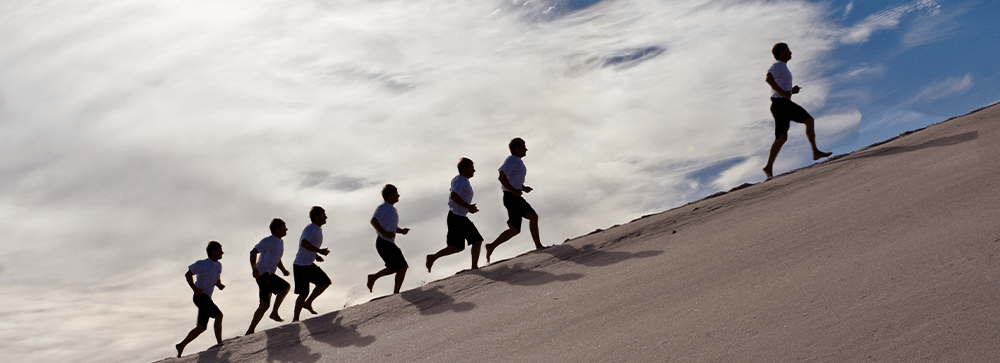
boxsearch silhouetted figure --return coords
[367,184,410,294]
[246,218,292,335]
[427,158,484,272]
[292,206,332,322]
[763,42,832,179]
[175,241,226,358]
[485,138,544,263]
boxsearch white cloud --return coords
[902,4,966,47]
[910,74,974,104]
[839,0,941,44]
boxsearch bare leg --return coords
[427,246,461,272]
[176,325,206,358]
[213,314,223,345]
[526,212,543,249]
[302,284,328,315]
[368,268,395,292]
[293,293,307,322]
[246,301,271,335]
[804,118,832,160]
[270,286,289,322]
[763,134,787,179]
[393,268,407,294]
[470,240,483,269]
[368,268,408,293]
[486,225,520,263]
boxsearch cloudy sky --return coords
[2,0,998,361]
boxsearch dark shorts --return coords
[503,191,536,231]
[293,263,331,296]
[193,294,221,328]
[256,273,290,304]
[376,237,408,270]
[446,211,483,251]
[770,97,812,138]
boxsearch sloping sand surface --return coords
[157,103,1000,362]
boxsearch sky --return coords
[1,0,998,362]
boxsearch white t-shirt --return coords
[293,223,323,266]
[253,235,284,274]
[767,61,793,99]
[498,155,526,192]
[188,259,222,297]
[373,202,399,243]
[448,175,474,216]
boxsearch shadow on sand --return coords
[399,285,476,315]
[301,311,377,349]
[470,262,584,286]
[192,345,232,363]
[262,312,375,363]
[853,131,978,159]
[539,243,663,267]
[263,323,321,363]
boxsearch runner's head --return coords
[269,218,287,238]
[381,184,399,204]
[206,241,223,260]
[458,157,475,178]
[309,206,327,226]
[772,42,790,61]
[509,138,527,157]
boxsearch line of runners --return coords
[174,42,832,358]
[175,137,545,358]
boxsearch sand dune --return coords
[157,103,1000,362]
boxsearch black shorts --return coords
[376,237,408,270]
[446,211,483,251]
[293,263,331,296]
[193,294,221,328]
[256,273,290,304]
[770,97,812,138]
[503,191,536,231]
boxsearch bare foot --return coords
[269,312,283,322]
[303,304,317,315]
[426,254,434,273]
[176,344,184,358]
[485,243,496,263]
[762,166,773,179]
[367,274,376,292]
[813,150,832,160]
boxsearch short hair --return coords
[206,241,222,256]
[772,42,788,60]
[457,157,474,171]
[381,184,397,200]
[508,137,525,153]
[309,206,324,219]
[269,218,285,233]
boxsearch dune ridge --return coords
[158,102,1000,362]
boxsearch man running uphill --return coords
[485,138,545,263]
[763,42,832,179]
